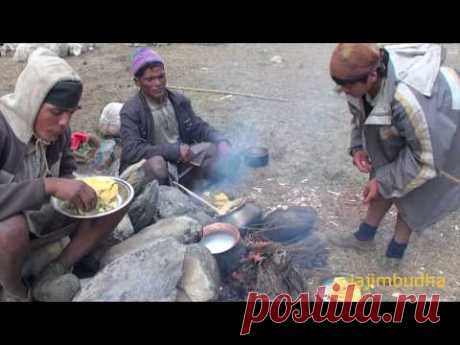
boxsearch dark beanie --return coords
[43,80,83,109]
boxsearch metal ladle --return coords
[171,181,226,216]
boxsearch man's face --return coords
[34,103,79,142]
[331,70,379,98]
[136,65,167,102]
[340,79,371,98]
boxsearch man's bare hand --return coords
[45,177,97,211]
[362,178,380,204]
[179,144,192,163]
[353,150,372,173]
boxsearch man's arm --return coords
[0,128,50,220]
[0,178,48,221]
[349,121,364,156]
[119,104,181,165]
[347,102,364,156]
[374,85,446,199]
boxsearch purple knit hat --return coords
[131,48,164,76]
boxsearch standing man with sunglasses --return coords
[328,44,460,266]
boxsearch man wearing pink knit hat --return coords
[119,48,234,191]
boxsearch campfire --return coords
[70,139,334,301]
[177,185,332,301]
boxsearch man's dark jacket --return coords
[119,89,228,172]
[0,112,76,221]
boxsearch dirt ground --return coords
[1,43,460,301]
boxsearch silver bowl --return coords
[51,176,134,219]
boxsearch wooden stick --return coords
[440,170,460,184]
[171,181,224,216]
[168,85,289,102]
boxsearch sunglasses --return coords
[331,74,369,86]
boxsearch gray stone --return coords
[80,278,92,290]
[157,186,200,218]
[188,210,215,227]
[113,215,135,242]
[100,216,201,267]
[128,180,160,232]
[139,216,202,243]
[177,244,221,302]
[74,237,186,301]
[157,186,216,225]
[176,287,192,302]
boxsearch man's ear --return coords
[368,70,378,83]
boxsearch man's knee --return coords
[204,143,218,160]
[0,215,29,253]
[144,156,168,180]
[369,196,393,210]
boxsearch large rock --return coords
[128,180,160,232]
[74,237,186,301]
[176,287,192,302]
[112,215,135,242]
[157,186,215,226]
[100,216,202,267]
[157,186,201,218]
[139,216,202,243]
[79,278,92,291]
[187,210,214,227]
[177,244,221,302]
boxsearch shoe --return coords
[328,232,376,252]
[32,262,80,302]
[73,254,100,279]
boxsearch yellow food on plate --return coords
[324,277,362,302]
[79,177,119,211]
[213,192,230,206]
[211,192,244,215]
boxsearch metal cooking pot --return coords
[201,223,240,254]
[259,206,318,244]
[244,147,269,168]
[218,202,263,234]
[201,223,246,275]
